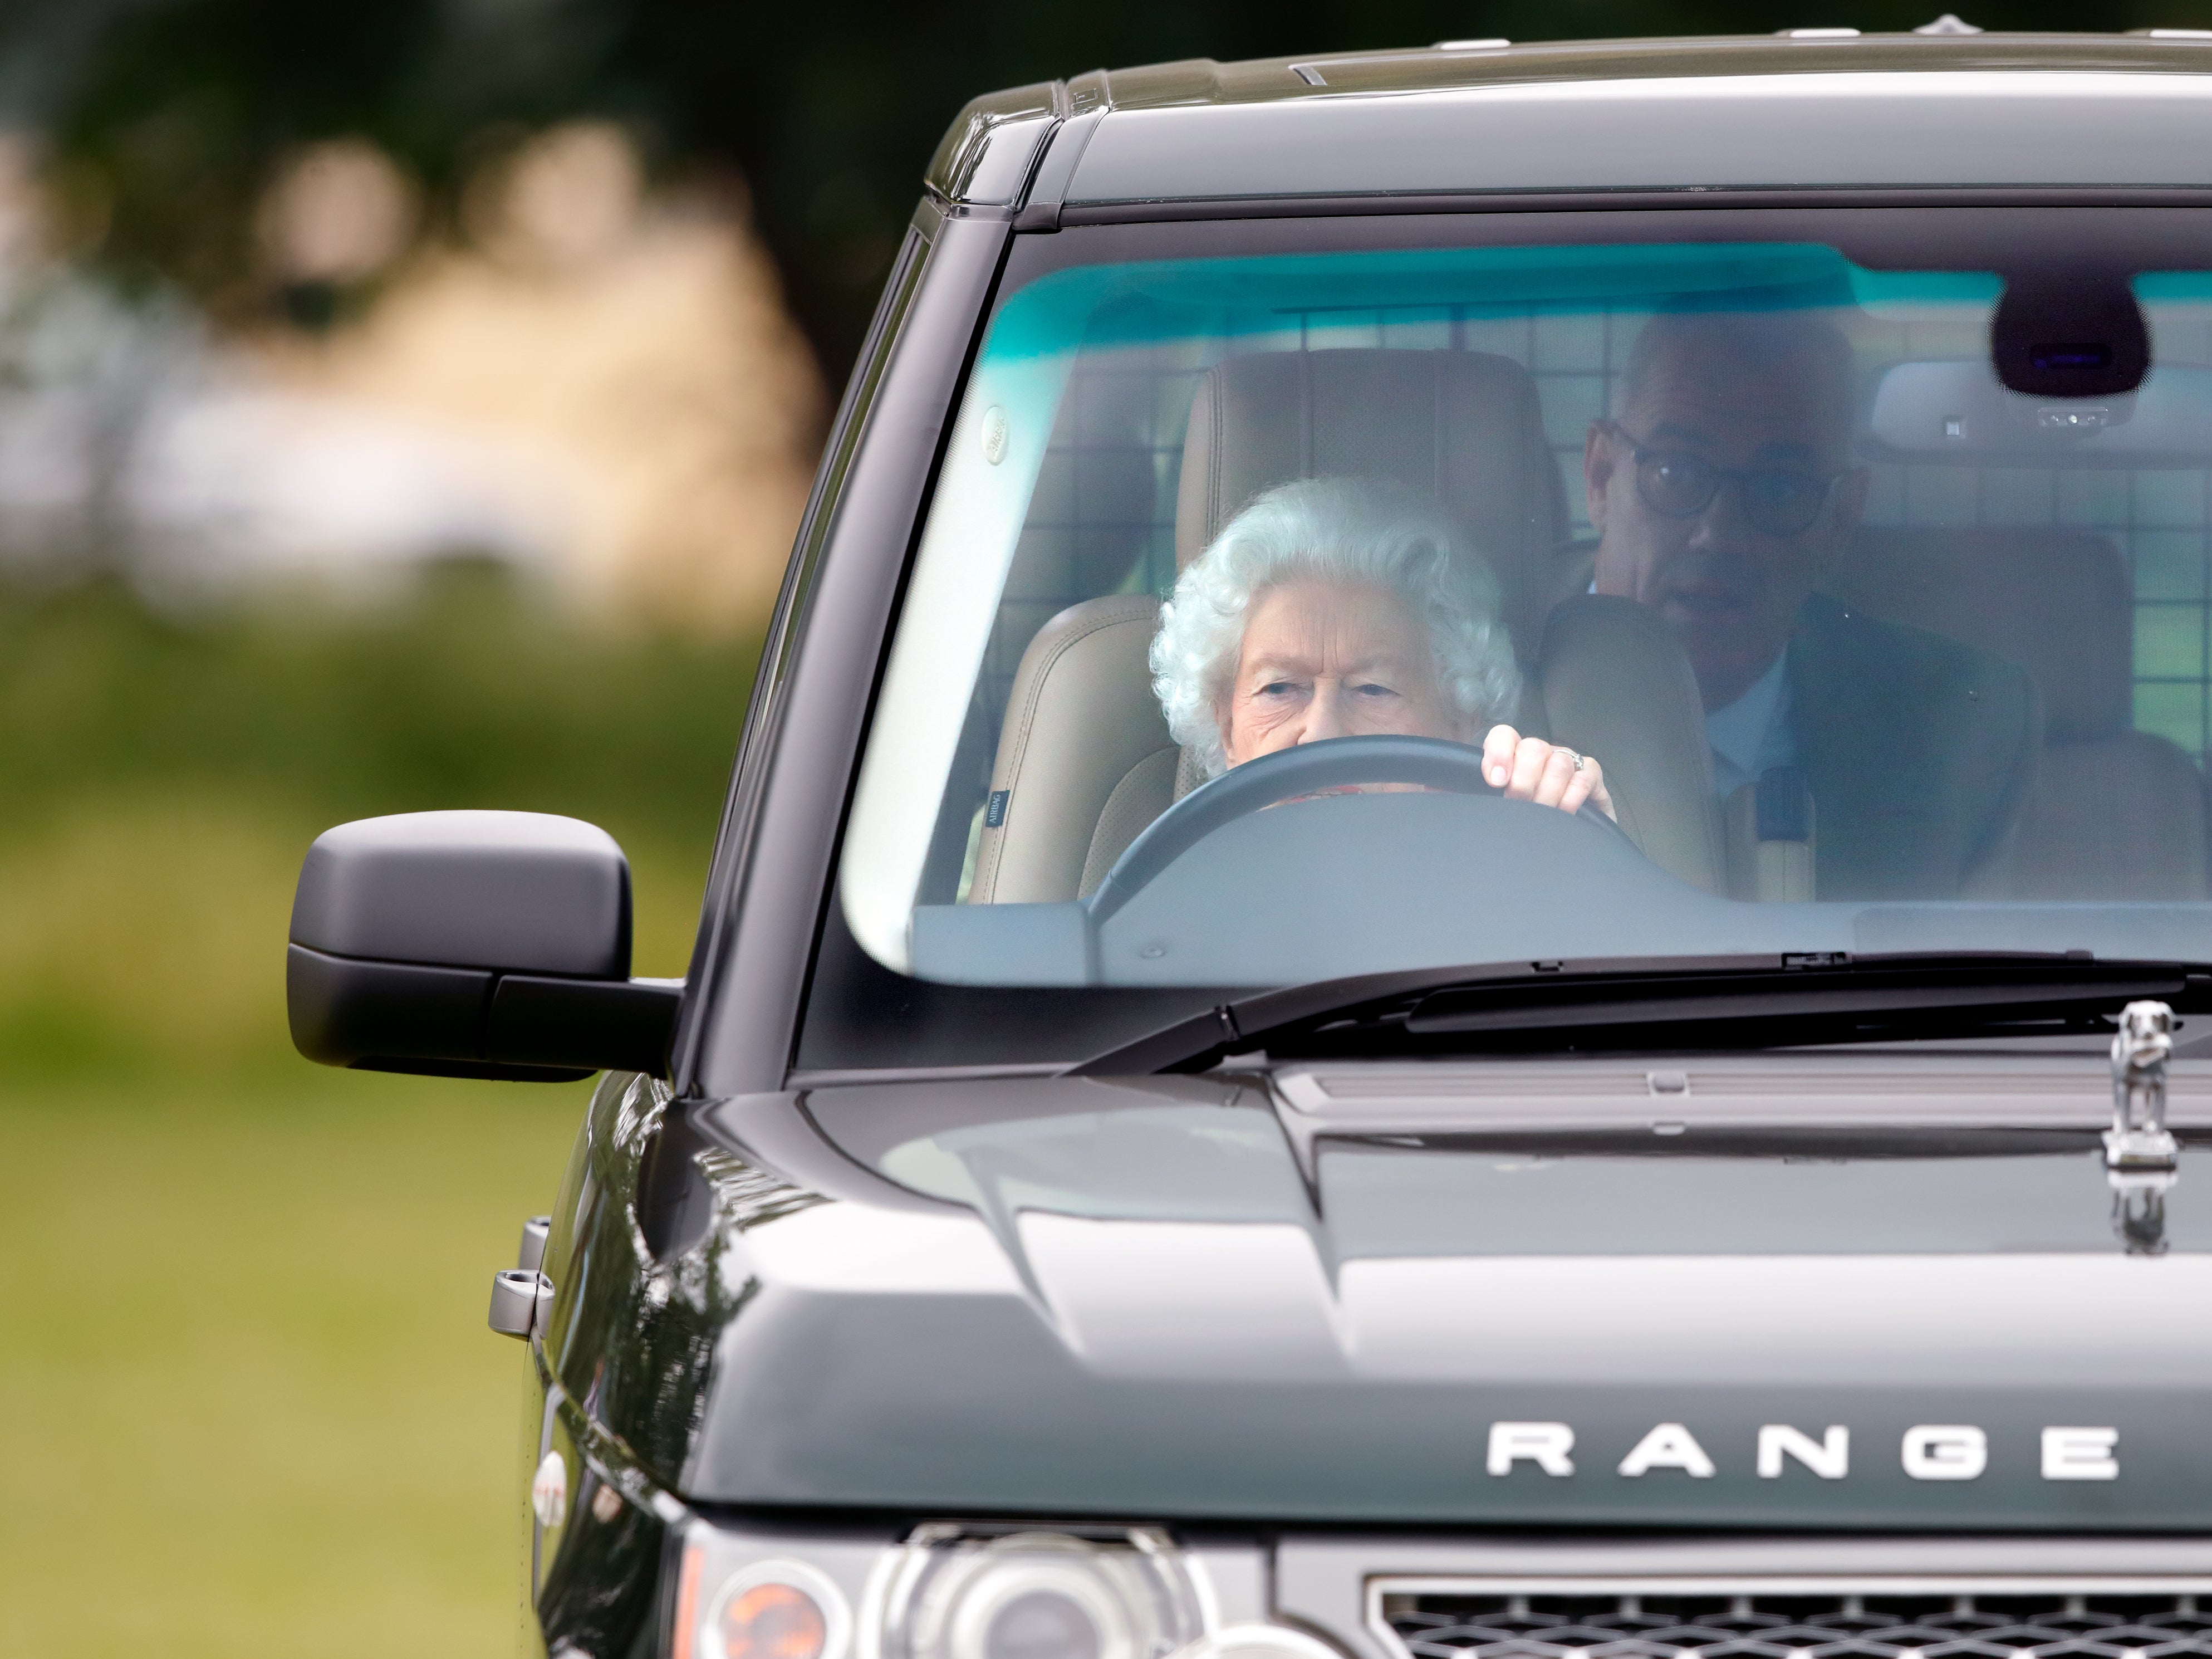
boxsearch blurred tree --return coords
[4,0,2201,390]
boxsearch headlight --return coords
[671,1521,1341,1659]
[675,1553,859,1659]
[708,1560,852,1659]
[881,1528,1204,1659]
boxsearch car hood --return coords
[678,1064,2212,1525]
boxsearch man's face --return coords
[1217,579,1467,768]
[1586,329,1866,710]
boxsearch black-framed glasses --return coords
[1600,420,1845,537]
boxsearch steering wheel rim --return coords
[1086,733,1627,924]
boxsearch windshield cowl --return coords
[1076,952,2207,1074]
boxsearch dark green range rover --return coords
[287,25,2212,1659]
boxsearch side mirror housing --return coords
[287,811,681,1080]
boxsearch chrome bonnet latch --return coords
[2108,1000,2180,1254]
[2108,999,2180,1171]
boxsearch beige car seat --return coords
[1826,527,2210,899]
[968,348,1720,903]
[964,595,1175,905]
[1537,594,1725,891]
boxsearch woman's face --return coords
[1217,579,1467,766]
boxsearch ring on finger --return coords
[1558,747,1586,773]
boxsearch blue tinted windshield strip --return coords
[981,241,2000,361]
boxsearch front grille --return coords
[1384,1592,2212,1659]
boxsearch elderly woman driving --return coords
[1150,476,1612,817]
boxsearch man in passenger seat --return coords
[1582,309,2042,898]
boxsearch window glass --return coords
[838,233,2212,990]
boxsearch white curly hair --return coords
[1150,476,1522,780]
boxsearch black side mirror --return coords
[287,811,681,1081]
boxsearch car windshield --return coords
[836,216,2212,995]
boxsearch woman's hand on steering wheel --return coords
[1482,723,1616,821]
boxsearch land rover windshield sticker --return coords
[1487,1421,2120,1482]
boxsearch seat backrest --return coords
[966,595,1175,905]
[1989,729,2210,899]
[1175,349,1571,653]
[1824,527,2129,742]
[1538,595,1725,892]
[1827,525,2210,899]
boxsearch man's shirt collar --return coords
[1706,650,1795,798]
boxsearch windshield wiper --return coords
[1075,952,2204,1074]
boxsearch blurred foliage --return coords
[0,564,751,828]
[14,0,2206,387]
[0,567,757,1076]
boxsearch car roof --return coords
[926,32,2212,216]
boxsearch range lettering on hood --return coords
[1487,1421,2121,1481]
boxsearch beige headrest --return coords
[1175,350,1570,652]
[1826,527,2128,742]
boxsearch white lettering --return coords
[1757,1423,1849,1479]
[1487,1421,1575,1476]
[1618,1422,1716,1478]
[2042,1426,2119,1481]
[1902,1424,1987,1481]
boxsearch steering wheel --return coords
[1086,733,1631,924]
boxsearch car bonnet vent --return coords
[1306,1070,1656,1099]
[1278,1064,2212,1119]
[1383,1589,2212,1659]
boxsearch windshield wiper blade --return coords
[1074,952,2202,1074]
[1406,961,2185,1034]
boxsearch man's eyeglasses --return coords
[1599,420,1845,537]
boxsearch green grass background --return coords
[0,571,760,1657]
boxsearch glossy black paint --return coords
[534,1461,667,1659]
[933,37,2212,217]
[542,1074,749,1490]
[664,216,936,1095]
[1063,77,2212,207]
[632,1068,2212,1525]
[517,1054,2212,1649]
[683,204,1006,1098]
[923,81,1060,207]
